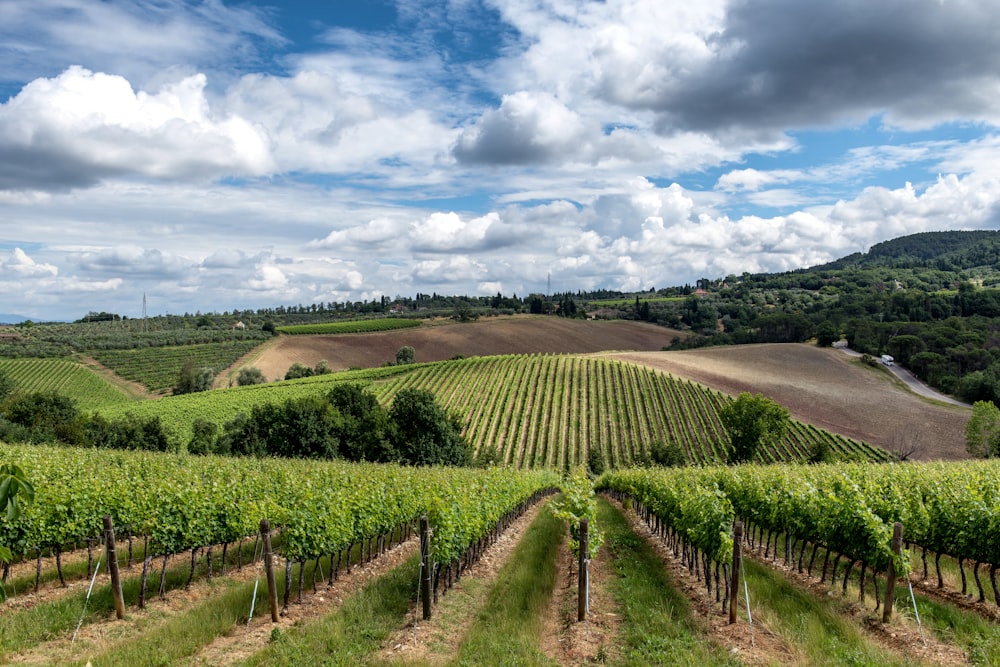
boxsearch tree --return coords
[326,383,393,462]
[395,346,415,365]
[174,360,215,394]
[815,321,839,347]
[648,440,685,467]
[0,368,15,402]
[2,391,84,445]
[586,446,605,476]
[389,388,469,466]
[284,362,313,380]
[965,400,1000,458]
[236,367,267,386]
[188,417,219,454]
[719,392,790,463]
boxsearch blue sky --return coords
[1,0,999,321]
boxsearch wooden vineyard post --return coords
[420,516,432,621]
[260,519,279,623]
[103,516,126,620]
[578,518,589,622]
[730,521,743,624]
[882,522,904,623]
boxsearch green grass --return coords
[598,498,738,666]
[77,575,262,667]
[740,558,908,666]
[763,532,1000,665]
[452,502,563,667]
[276,319,421,335]
[238,554,421,666]
[895,586,1000,666]
[0,540,259,660]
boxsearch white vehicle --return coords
[881,354,894,366]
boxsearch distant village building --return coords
[233,321,246,330]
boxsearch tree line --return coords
[0,369,472,467]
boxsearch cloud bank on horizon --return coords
[1,0,999,320]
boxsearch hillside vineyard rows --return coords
[93,353,887,465]
[0,358,136,410]
[370,354,889,467]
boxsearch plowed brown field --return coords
[606,344,970,461]
[244,316,683,381]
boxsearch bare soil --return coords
[605,344,971,461]
[539,529,621,666]
[246,316,684,382]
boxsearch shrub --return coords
[237,366,267,386]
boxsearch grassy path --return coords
[450,500,563,666]
[597,498,739,666]
[749,533,999,665]
[615,494,979,666]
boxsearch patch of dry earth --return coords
[605,344,970,460]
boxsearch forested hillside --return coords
[609,230,1000,406]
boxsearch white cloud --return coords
[455,91,589,165]
[716,168,802,192]
[2,248,58,276]
[0,67,273,190]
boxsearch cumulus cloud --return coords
[490,0,1000,140]
[716,168,802,193]
[454,91,589,165]
[411,255,487,283]
[310,217,407,250]
[1,248,58,276]
[0,67,273,191]
[226,68,457,176]
[71,244,194,279]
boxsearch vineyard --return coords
[90,341,263,393]
[93,353,887,466]
[601,461,1000,598]
[369,353,889,467]
[275,318,421,335]
[0,358,137,410]
[2,445,999,663]
[0,444,557,645]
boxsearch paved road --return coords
[833,343,969,408]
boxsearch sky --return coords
[2,0,1000,321]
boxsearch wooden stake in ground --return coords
[104,515,126,620]
[578,518,589,622]
[882,522,904,623]
[420,515,432,621]
[730,521,743,625]
[260,519,279,623]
